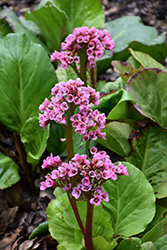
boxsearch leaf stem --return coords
[14,133,33,188]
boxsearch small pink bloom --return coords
[90,196,101,206]
[72,187,81,199]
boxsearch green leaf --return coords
[112,60,144,83]
[57,246,66,250]
[0,18,13,37]
[126,125,167,198]
[97,122,133,156]
[143,205,167,235]
[29,221,49,239]
[56,66,78,82]
[93,236,116,250]
[141,242,157,250]
[47,194,83,250]
[100,77,126,93]
[53,0,104,29]
[25,2,69,52]
[97,16,167,75]
[47,121,66,156]
[107,90,135,120]
[116,237,142,250]
[0,8,49,52]
[142,220,167,250]
[96,89,134,117]
[102,162,156,236]
[129,48,167,71]
[127,68,167,128]
[20,117,50,166]
[0,152,20,189]
[63,202,113,242]
[0,32,57,134]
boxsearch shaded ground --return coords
[0,0,167,249]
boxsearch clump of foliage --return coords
[0,0,167,249]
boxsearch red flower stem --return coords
[90,67,97,89]
[67,193,85,235]
[85,199,94,250]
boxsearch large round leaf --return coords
[142,220,167,250]
[25,2,69,52]
[20,117,50,166]
[53,0,104,29]
[97,122,133,156]
[126,125,167,198]
[63,202,113,242]
[47,194,83,250]
[97,16,167,75]
[102,162,155,237]
[0,152,20,189]
[126,68,167,128]
[0,8,49,52]
[129,49,167,71]
[0,32,57,134]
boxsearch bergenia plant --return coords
[39,27,128,250]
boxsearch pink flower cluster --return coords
[50,26,115,69]
[39,78,106,140]
[40,147,129,206]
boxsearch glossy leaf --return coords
[0,32,57,134]
[57,246,66,250]
[0,152,20,189]
[97,122,133,156]
[93,236,116,250]
[142,220,167,250]
[20,117,50,166]
[63,202,113,242]
[29,221,49,239]
[53,0,104,29]
[107,90,135,120]
[97,16,167,74]
[141,242,157,250]
[96,89,134,117]
[129,48,167,71]
[25,2,68,52]
[0,8,48,52]
[126,68,167,128]
[0,18,13,37]
[56,66,78,82]
[143,205,167,235]
[47,194,83,250]
[112,60,143,83]
[100,77,126,93]
[116,237,141,250]
[102,162,156,236]
[126,125,167,198]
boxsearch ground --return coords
[0,0,167,249]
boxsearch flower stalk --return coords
[38,26,129,250]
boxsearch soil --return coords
[0,0,167,249]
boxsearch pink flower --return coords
[40,150,128,206]
[50,26,115,70]
[72,187,81,199]
[90,196,102,206]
